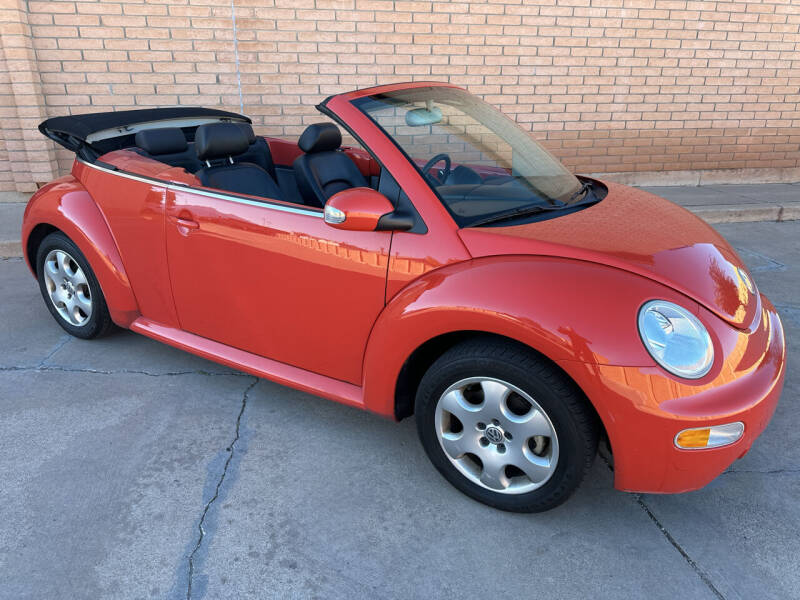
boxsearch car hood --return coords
[458,181,759,329]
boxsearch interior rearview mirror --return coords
[324,187,413,232]
[405,106,442,127]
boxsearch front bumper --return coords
[562,295,786,494]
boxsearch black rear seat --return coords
[194,122,283,200]
[133,127,202,173]
[133,123,276,182]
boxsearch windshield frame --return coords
[349,86,585,228]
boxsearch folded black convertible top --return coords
[39,107,250,159]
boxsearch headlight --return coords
[638,300,714,379]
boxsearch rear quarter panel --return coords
[22,171,140,326]
[74,155,181,327]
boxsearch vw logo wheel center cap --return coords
[484,425,505,445]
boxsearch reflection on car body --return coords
[23,82,785,512]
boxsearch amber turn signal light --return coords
[675,422,744,449]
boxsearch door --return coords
[165,186,391,385]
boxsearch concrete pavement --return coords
[0,201,24,258]
[640,183,800,224]
[0,219,798,599]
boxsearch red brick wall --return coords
[1,0,799,192]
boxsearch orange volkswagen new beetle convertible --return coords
[24,83,785,512]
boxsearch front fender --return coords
[361,255,695,418]
[22,175,140,327]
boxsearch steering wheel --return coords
[421,153,451,185]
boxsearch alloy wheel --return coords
[434,377,560,494]
[43,249,93,327]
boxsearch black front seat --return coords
[293,123,368,208]
[234,123,277,179]
[194,122,283,200]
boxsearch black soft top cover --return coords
[39,107,250,160]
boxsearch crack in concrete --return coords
[186,378,258,600]
[0,364,248,378]
[1,335,247,378]
[635,494,726,600]
[598,454,725,599]
[37,335,72,367]
[723,467,800,476]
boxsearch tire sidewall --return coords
[416,352,589,512]
[36,233,109,339]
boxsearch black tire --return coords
[36,231,115,339]
[415,338,599,513]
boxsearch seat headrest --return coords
[195,122,250,161]
[298,123,342,154]
[236,122,256,144]
[135,127,187,155]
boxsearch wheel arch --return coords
[391,329,610,451]
[22,175,140,326]
[25,223,59,274]
[360,255,683,458]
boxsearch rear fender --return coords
[22,174,140,327]
[361,255,693,420]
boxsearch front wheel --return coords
[415,339,599,512]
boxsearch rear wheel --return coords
[415,338,598,512]
[36,232,114,339]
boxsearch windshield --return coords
[352,87,585,227]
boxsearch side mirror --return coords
[324,187,414,232]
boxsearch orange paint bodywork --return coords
[21,174,140,326]
[164,182,390,385]
[22,82,785,495]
